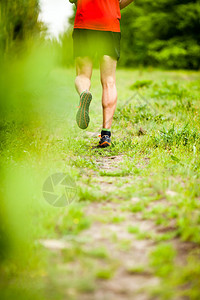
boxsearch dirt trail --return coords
[77,155,196,300]
[80,203,159,300]
[41,155,196,300]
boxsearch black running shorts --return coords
[73,29,121,61]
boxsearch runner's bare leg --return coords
[75,56,93,95]
[100,55,117,129]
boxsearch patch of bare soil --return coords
[40,154,197,300]
[76,201,157,300]
[76,156,197,300]
[95,155,125,171]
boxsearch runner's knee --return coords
[101,76,116,88]
[75,75,91,88]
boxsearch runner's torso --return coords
[74,0,121,32]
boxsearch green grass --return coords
[0,43,200,299]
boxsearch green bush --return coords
[120,0,200,69]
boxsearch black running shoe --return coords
[76,90,92,129]
[99,135,111,148]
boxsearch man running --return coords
[69,0,134,147]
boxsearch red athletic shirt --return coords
[74,0,121,32]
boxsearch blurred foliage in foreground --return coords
[69,0,200,69]
[0,38,74,300]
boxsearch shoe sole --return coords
[76,91,92,129]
